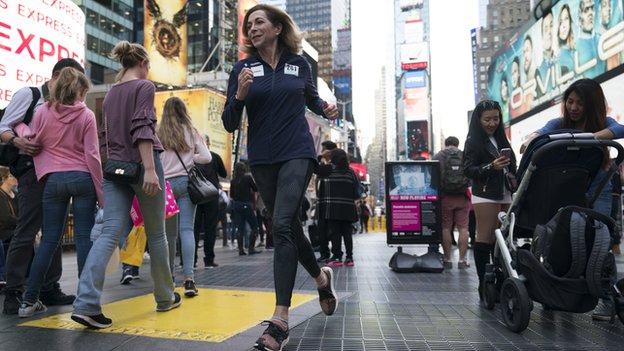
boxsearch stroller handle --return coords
[531,139,624,167]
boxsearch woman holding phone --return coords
[462,100,517,305]
[521,78,624,320]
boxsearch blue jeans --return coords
[231,201,258,251]
[165,176,196,279]
[24,172,96,303]
[74,154,176,315]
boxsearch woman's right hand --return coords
[519,132,539,154]
[491,156,510,170]
[142,168,162,197]
[235,68,254,101]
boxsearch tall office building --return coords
[74,0,135,84]
[367,67,387,200]
[286,0,348,84]
[394,0,432,160]
[473,0,531,102]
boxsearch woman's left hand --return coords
[323,103,339,120]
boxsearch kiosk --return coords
[385,161,444,272]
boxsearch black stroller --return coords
[483,131,624,333]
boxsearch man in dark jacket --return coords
[194,135,228,268]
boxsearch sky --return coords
[352,0,480,156]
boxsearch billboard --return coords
[407,120,429,159]
[488,0,624,123]
[404,19,424,43]
[403,87,429,120]
[0,0,85,108]
[238,0,258,60]
[144,0,188,86]
[510,69,624,153]
[400,42,429,71]
[154,88,232,172]
[385,161,441,245]
[404,70,427,88]
[333,74,351,97]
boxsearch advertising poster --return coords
[487,0,624,124]
[385,161,441,244]
[144,0,188,86]
[154,88,232,172]
[407,120,429,159]
[238,0,258,60]
[0,0,85,108]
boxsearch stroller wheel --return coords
[500,278,531,333]
[484,281,497,310]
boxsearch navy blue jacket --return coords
[222,52,328,166]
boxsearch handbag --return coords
[101,112,142,184]
[174,150,218,205]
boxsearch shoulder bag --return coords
[174,150,218,204]
[101,112,143,184]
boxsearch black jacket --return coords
[196,151,227,188]
[462,136,517,200]
[317,168,359,222]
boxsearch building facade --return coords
[367,67,388,201]
[473,0,532,102]
[73,0,135,84]
[286,0,348,85]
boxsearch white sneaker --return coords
[18,300,47,318]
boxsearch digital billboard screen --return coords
[487,0,624,123]
[385,161,441,245]
[406,120,429,159]
[404,70,427,88]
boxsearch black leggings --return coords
[251,159,320,307]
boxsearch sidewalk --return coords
[1,232,623,351]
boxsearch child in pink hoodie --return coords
[15,67,103,317]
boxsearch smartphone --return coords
[500,148,512,158]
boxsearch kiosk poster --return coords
[385,161,442,244]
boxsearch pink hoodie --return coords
[15,102,104,206]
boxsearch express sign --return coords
[0,0,85,108]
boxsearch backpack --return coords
[532,206,617,298]
[440,149,470,194]
[0,87,41,166]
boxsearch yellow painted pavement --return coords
[20,288,316,343]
